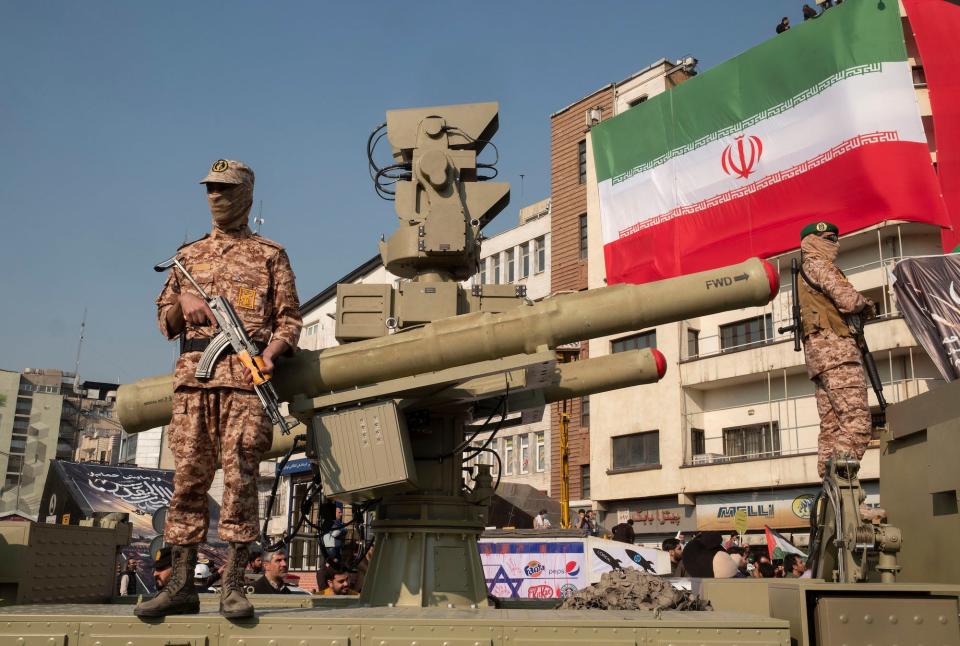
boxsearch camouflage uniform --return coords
[156,161,302,545]
[798,232,872,477]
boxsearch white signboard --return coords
[479,536,672,600]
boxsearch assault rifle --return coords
[777,258,802,352]
[846,311,887,413]
[155,255,296,435]
[796,260,888,419]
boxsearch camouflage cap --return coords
[199,159,255,187]
[800,221,839,240]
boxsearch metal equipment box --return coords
[311,400,417,502]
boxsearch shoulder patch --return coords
[177,233,210,251]
[253,234,284,251]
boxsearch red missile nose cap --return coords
[761,260,780,299]
[651,348,667,379]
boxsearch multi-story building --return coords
[72,379,126,465]
[0,368,75,518]
[466,199,552,495]
[579,8,941,547]
[548,58,698,513]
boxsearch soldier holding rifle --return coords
[795,222,878,478]
[136,160,302,619]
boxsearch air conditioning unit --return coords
[585,107,602,128]
[692,453,726,465]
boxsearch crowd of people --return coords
[524,508,809,580]
[776,0,844,34]
[122,539,372,599]
[661,533,809,579]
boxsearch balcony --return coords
[682,377,936,468]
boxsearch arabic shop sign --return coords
[696,484,878,531]
[613,499,696,532]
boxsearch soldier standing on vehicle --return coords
[136,159,302,620]
[798,222,875,477]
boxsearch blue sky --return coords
[0,1,802,383]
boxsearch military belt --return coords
[180,337,267,356]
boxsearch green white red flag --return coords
[764,525,806,561]
[592,0,950,285]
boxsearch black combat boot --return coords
[134,544,200,618]
[220,542,255,619]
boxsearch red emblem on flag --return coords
[721,134,763,179]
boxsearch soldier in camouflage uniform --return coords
[136,160,302,619]
[798,221,875,478]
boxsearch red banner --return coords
[903,0,960,250]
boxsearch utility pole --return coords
[73,308,86,391]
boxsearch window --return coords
[520,243,530,278]
[492,254,501,284]
[579,214,588,260]
[912,65,927,87]
[687,329,700,358]
[722,422,780,459]
[628,95,648,108]
[720,314,773,351]
[8,437,26,453]
[534,236,546,274]
[691,428,705,456]
[535,431,545,472]
[581,465,591,499]
[289,537,318,571]
[506,249,515,283]
[504,437,514,475]
[578,140,587,185]
[580,396,590,428]
[479,258,487,284]
[519,434,530,474]
[612,330,656,353]
[612,431,660,469]
[305,322,318,337]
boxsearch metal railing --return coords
[685,423,818,467]
[682,376,939,466]
[686,253,908,361]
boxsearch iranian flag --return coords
[593,0,950,285]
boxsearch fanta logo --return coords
[524,561,545,577]
[565,560,580,577]
[721,134,763,179]
[527,584,554,598]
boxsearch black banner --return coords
[892,254,960,381]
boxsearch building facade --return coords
[0,369,74,518]
[548,59,697,513]
[579,9,940,547]
[466,199,553,495]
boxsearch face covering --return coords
[801,233,839,262]
[208,182,253,232]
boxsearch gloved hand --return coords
[861,299,877,320]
